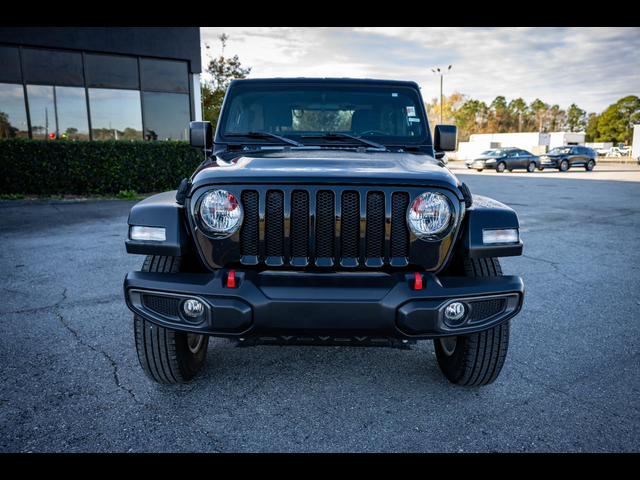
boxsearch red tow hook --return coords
[227,270,237,289]
[414,273,423,291]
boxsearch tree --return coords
[508,98,529,133]
[425,92,468,129]
[585,113,601,143]
[454,99,489,142]
[531,99,549,132]
[202,34,252,131]
[591,96,640,144]
[488,96,510,133]
[565,104,587,132]
[0,111,17,139]
[547,105,566,132]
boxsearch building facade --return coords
[0,27,202,142]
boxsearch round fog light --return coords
[445,303,467,325]
[183,299,205,319]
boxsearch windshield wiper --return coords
[301,133,387,150]
[225,131,305,148]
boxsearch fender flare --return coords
[125,191,190,257]
[457,195,524,259]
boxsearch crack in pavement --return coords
[53,288,146,409]
[522,255,581,285]
[0,294,123,317]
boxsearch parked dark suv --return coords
[539,146,598,172]
[471,148,540,173]
[123,78,525,387]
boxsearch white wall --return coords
[549,133,586,149]
[468,133,548,152]
[464,132,586,155]
[633,125,640,158]
[192,74,202,122]
[454,142,501,160]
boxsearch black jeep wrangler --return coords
[124,78,525,387]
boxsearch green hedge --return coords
[0,139,206,195]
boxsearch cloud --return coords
[200,27,640,113]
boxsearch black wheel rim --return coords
[187,334,205,354]
[440,337,458,357]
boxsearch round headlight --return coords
[408,192,453,239]
[199,190,243,237]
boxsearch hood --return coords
[190,150,461,193]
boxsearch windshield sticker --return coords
[392,93,398,97]
[409,117,421,123]
[407,106,417,117]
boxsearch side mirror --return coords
[190,121,213,153]
[434,125,458,153]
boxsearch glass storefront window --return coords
[140,58,189,93]
[143,92,190,141]
[85,54,139,90]
[0,83,29,139]
[22,48,84,87]
[0,46,22,84]
[27,85,90,141]
[89,88,143,141]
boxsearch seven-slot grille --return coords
[239,188,411,268]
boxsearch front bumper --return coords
[124,270,525,341]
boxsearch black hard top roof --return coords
[229,77,421,89]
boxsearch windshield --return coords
[484,150,510,157]
[549,147,572,154]
[220,83,428,145]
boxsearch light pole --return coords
[432,66,452,125]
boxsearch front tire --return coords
[586,160,596,172]
[497,162,507,173]
[434,258,511,387]
[134,256,209,385]
[559,160,570,172]
[527,162,537,173]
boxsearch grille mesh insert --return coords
[341,191,360,259]
[143,295,180,318]
[238,188,418,267]
[469,299,507,321]
[266,191,284,257]
[316,191,335,258]
[291,190,310,258]
[391,193,410,258]
[240,191,259,256]
[366,192,385,258]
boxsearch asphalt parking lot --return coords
[1,163,639,453]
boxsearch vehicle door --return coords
[519,150,534,168]
[513,150,528,169]
[570,147,585,167]
[506,150,521,169]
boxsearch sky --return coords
[200,27,640,114]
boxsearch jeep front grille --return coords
[239,187,412,269]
